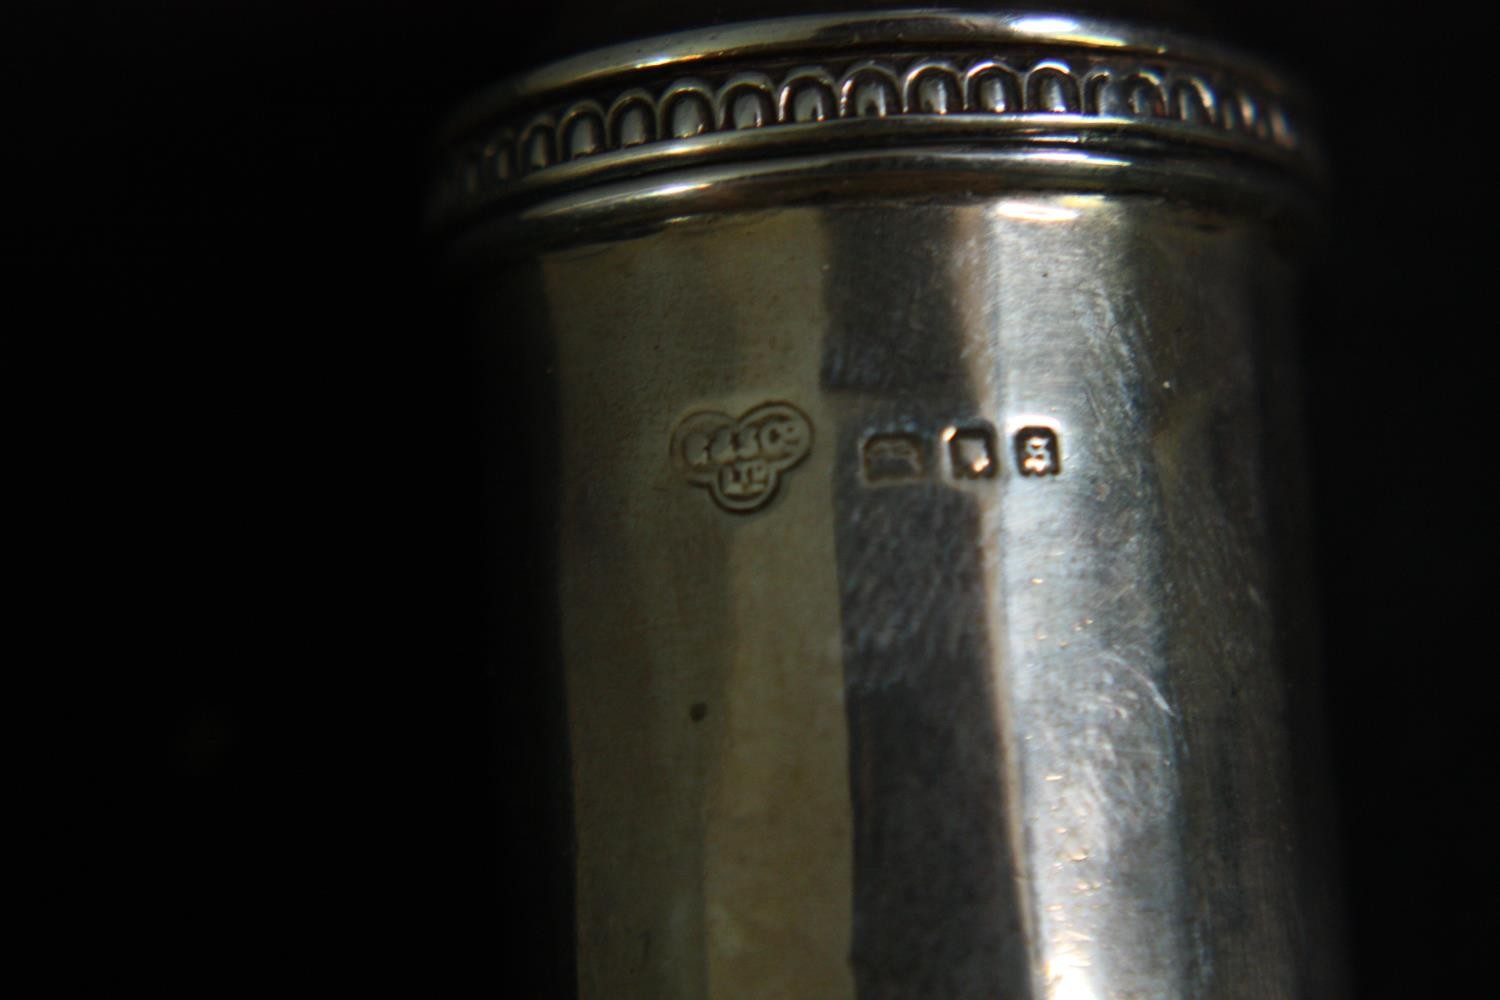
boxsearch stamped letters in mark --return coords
[672,402,812,513]
[856,420,1063,485]
[1014,425,1061,476]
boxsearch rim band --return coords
[430,10,1318,233]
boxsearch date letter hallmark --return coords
[1014,425,1061,476]
[672,402,812,513]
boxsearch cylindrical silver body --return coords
[435,11,1339,998]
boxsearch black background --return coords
[20,0,1490,993]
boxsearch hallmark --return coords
[672,402,812,512]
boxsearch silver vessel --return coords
[433,9,1341,998]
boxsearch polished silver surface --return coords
[429,8,1319,232]
[439,10,1338,999]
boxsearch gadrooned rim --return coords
[430,9,1320,231]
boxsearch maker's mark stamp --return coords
[672,402,812,512]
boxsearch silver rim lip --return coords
[430,8,1320,230]
[439,146,1320,260]
[439,9,1303,138]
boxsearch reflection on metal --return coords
[430,10,1316,229]
[436,9,1342,1000]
